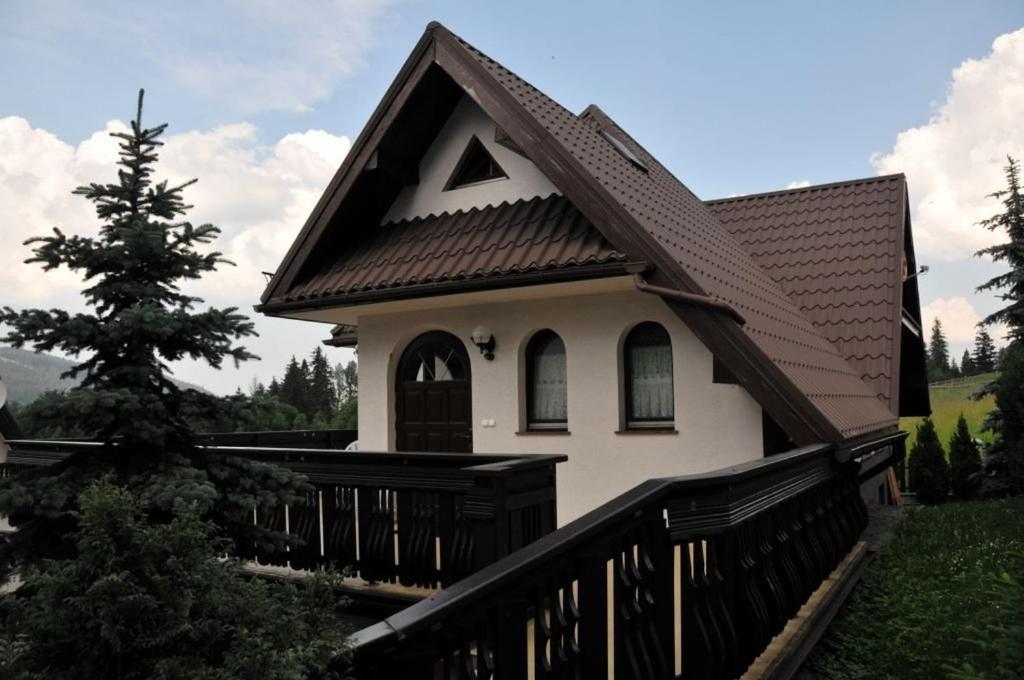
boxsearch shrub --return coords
[949,414,983,500]
[0,479,351,680]
[994,340,1024,488]
[908,417,949,503]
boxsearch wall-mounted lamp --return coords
[904,265,929,282]
[470,326,496,361]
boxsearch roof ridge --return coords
[706,173,905,205]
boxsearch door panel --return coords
[396,331,472,453]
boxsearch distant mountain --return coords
[0,346,206,405]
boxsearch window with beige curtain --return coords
[527,330,567,429]
[625,322,674,428]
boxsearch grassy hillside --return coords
[900,372,997,452]
[0,346,205,405]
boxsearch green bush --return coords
[0,479,351,680]
[949,414,983,500]
[947,551,1024,679]
[802,497,1024,679]
[908,417,949,503]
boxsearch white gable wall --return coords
[382,95,560,224]
[353,284,764,524]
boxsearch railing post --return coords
[578,548,609,678]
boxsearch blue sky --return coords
[2,1,1023,393]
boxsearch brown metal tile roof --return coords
[448,32,897,439]
[263,22,907,444]
[707,176,905,411]
[286,194,626,300]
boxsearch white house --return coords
[257,22,928,522]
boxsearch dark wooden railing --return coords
[193,429,358,449]
[2,440,565,589]
[347,434,904,679]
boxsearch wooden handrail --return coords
[348,435,901,678]
[2,439,567,589]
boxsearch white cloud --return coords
[9,0,393,114]
[873,28,1024,262]
[167,0,392,113]
[0,115,353,392]
[785,180,811,189]
[921,296,1007,345]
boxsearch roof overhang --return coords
[265,271,646,326]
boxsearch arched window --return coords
[624,322,674,429]
[526,330,568,429]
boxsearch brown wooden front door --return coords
[396,331,472,453]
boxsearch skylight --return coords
[600,130,648,172]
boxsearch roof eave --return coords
[256,261,649,317]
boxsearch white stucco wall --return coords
[353,286,765,523]
[382,94,560,224]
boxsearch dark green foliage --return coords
[308,347,337,420]
[947,552,1024,680]
[279,356,311,418]
[0,479,351,680]
[801,497,1024,680]
[976,157,1024,340]
[0,92,307,572]
[949,414,982,500]
[908,418,949,503]
[973,328,998,374]
[973,156,1024,495]
[960,348,975,377]
[927,318,951,382]
[993,340,1024,488]
[0,92,254,451]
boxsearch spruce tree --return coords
[976,156,1024,339]
[927,318,951,382]
[308,347,336,420]
[961,348,975,377]
[973,327,997,373]
[0,92,305,570]
[279,355,309,418]
[974,156,1024,491]
[948,414,982,500]
[908,417,949,503]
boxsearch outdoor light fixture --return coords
[470,326,496,360]
[904,265,929,282]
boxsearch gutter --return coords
[632,274,746,325]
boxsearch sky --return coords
[1,0,1023,395]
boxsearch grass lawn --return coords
[900,373,997,452]
[800,497,1024,679]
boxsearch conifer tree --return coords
[927,318,951,382]
[961,348,975,377]
[974,156,1024,491]
[949,414,982,500]
[977,157,1024,339]
[908,417,949,503]
[308,347,336,419]
[0,92,305,570]
[973,327,997,373]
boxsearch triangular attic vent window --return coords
[443,135,508,190]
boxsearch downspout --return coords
[632,274,746,326]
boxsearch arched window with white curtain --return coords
[624,322,674,429]
[526,330,568,430]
